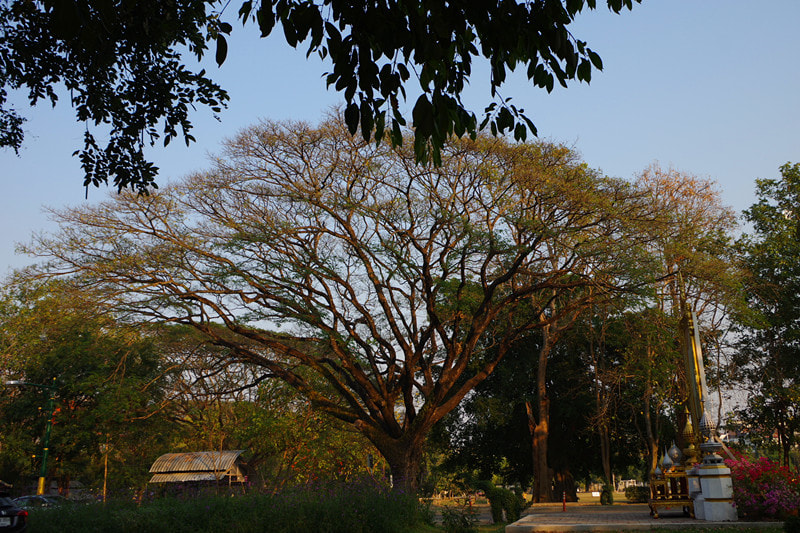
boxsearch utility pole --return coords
[5,378,58,495]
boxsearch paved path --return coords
[504,503,783,532]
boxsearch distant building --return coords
[148,450,249,486]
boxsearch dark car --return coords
[0,496,28,532]
[12,495,67,510]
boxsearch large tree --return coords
[1,0,639,191]
[547,166,740,486]
[24,117,655,490]
[734,163,800,467]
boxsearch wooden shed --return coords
[148,450,249,484]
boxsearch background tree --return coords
[0,278,173,493]
[611,307,681,474]
[431,334,539,492]
[442,329,600,501]
[24,117,654,490]
[633,165,741,450]
[0,279,384,493]
[525,287,615,501]
[432,304,678,501]
[518,181,665,502]
[156,326,382,489]
[1,0,639,191]
[734,162,800,467]
[460,166,742,498]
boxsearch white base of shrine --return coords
[691,464,737,522]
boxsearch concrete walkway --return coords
[504,503,783,532]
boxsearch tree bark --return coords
[365,427,426,492]
[531,404,551,502]
[553,469,578,502]
[778,407,790,468]
[384,445,424,491]
[599,423,611,484]
[643,352,659,473]
[530,321,554,503]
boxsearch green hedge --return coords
[27,482,424,533]
[624,485,650,503]
[476,481,523,523]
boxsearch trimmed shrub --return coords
[785,515,800,533]
[476,481,523,523]
[600,485,614,505]
[624,485,650,503]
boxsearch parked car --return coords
[12,495,68,510]
[0,496,27,532]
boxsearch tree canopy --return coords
[0,276,383,493]
[24,116,657,489]
[433,165,743,502]
[0,278,174,491]
[1,0,639,192]
[734,162,800,467]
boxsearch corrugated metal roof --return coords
[149,472,222,483]
[149,450,245,474]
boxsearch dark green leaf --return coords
[360,103,373,141]
[588,50,603,70]
[215,35,228,66]
[344,103,359,135]
[238,1,253,22]
[514,122,526,142]
[256,4,276,37]
[577,60,591,82]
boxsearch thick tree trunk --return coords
[553,469,578,502]
[778,412,790,468]
[370,432,425,492]
[599,423,611,484]
[783,439,791,469]
[594,362,612,483]
[525,399,538,491]
[529,322,554,503]
[387,450,423,491]
[526,401,550,502]
[531,408,551,502]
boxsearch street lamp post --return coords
[4,378,58,495]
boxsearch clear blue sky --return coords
[2,0,798,275]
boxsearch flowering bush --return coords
[726,452,800,519]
